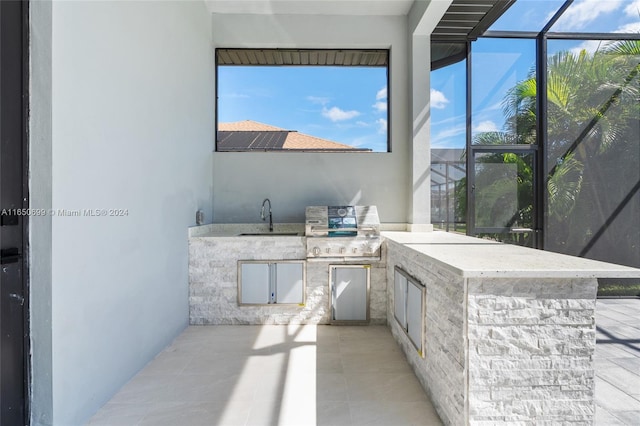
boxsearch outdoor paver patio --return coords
[595,299,640,425]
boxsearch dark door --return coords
[1,1,29,425]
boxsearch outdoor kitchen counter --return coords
[382,230,640,278]
[187,223,387,325]
[382,230,640,425]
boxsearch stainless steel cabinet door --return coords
[331,266,369,321]
[240,263,270,304]
[394,269,407,326]
[406,282,423,350]
[275,263,304,304]
[393,267,424,354]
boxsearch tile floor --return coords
[87,325,443,426]
[88,299,640,426]
[594,299,640,425]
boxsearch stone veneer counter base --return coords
[188,224,387,325]
[382,231,640,425]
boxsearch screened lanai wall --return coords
[430,0,640,269]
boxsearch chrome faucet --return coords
[261,198,273,232]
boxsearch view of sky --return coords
[218,0,640,153]
[218,66,388,152]
[431,0,640,149]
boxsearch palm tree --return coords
[472,40,640,266]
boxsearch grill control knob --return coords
[313,247,321,256]
[340,247,346,254]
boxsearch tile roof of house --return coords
[218,120,370,151]
[219,120,283,132]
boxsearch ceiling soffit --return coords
[217,48,389,66]
[432,0,516,42]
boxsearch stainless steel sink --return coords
[237,232,302,236]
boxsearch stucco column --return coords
[407,33,433,232]
[406,0,451,231]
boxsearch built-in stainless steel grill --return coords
[305,205,381,259]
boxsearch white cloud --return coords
[625,0,640,16]
[554,0,623,31]
[616,21,640,33]
[356,121,370,127]
[570,40,604,56]
[372,101,387,113]
[473,120,499,133]
[430,89,449,109]
[376,118,387,134]
[569,21,640,55]
[322,106,361,122]
[372,87,388,113]
[307,96,330,105]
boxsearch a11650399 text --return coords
[1,208,129,217]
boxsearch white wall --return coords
[31,1,214,424]
[210,14,410,224]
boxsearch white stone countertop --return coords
[382,231,640,279]
[188,224,640,279]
